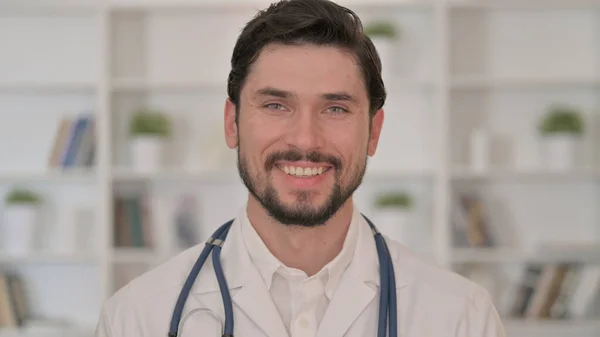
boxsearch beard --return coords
[237,147,367,227]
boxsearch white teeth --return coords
[279,165,328,177]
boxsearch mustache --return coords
[264,150,342,171]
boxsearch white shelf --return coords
[363,169,435,181]
[108,0,434,11]
[111,168,241,183]
[0,2,100,15]
[0,253,97,265]
[0,170,96,184]
[108,0,276,12]
[0,321,93,337]
[450,76,600,90]
[111,78,225,93]
[451,167,600,181]
[452,246,600,264]
[503,319,600,335]
[449,0,600,10]
[112,248,157,264]
[0,82,97,93]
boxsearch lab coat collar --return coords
[240,204,359,300]
[190,205,414,337]
[314,210,414,337]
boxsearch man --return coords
[94,0,506,336]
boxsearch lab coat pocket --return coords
[178,307,224,337]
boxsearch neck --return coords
[246,196,354,277]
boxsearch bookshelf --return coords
[0,0,598,336]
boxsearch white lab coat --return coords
[94,209,506,337]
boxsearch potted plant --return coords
[372,191,415,246]
[2,187,41,256]
[538,104,584,170]
[364,20,399,86]
[129,108,171,172]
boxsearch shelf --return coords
[451,167,600,182]
[108,0,434,12]
[108,0,276,12]
[0,2,100,15]
[452,246,600,264]
[503,319,600,334]
[452,248,529,263]
[0,253,97,265]
[0,0,435,13]
[112,168,241,183]
[111,78,226,93]
[112,248,158,264]
[0,82,97,94]
[450,76,600,90]
[449,0,600,10]
[0,169,96,183]
[363,169,436,181]
[0,170,96,184]
[0,321,92,337]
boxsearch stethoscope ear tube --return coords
[211,224,235,337]
[385,235,398,336]
[168,220,234,337]
[365,214,398,337]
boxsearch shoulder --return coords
[96,244,206,332]
[385,236,496,313]
[383,236,505,336]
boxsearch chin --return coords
[263,190,344,227]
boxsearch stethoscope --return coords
[167,214,397,337]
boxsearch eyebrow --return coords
[257,87,294,99]
[256,87,357,103]
[323,92,356,103]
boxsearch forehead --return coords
[243,43,368,103]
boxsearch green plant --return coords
[539,105,584,136]
[364,21,398,39]
[5,188,41,205]
[129,109,171,138]
[374,191,413,209]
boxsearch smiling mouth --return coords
[275,164,331,178]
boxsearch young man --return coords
[94,0,506,336]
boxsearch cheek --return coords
[240,116,285,161]
[327,120,368,159]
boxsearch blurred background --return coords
[0,0,599,336]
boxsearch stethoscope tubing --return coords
[212,224,234,337]
[168,215,397,337]
[367,215,398,337]
[168,220,233,337]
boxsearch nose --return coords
[285,110,325,152]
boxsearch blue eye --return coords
[328,106,348,114]
[264,103,285,110]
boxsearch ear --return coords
[367,108,384,157]
[224,98,239,149]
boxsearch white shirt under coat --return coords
[241,207,358,337]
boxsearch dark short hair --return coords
[227,0,386,120]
